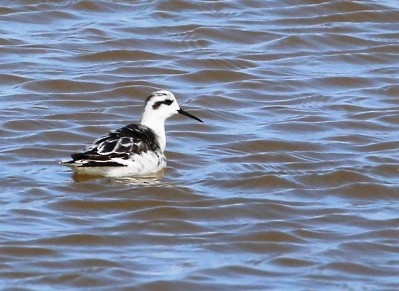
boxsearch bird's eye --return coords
[152,99,174,110]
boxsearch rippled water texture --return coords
[1,0,399,289]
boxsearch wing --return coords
[70,124,161,163]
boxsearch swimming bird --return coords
[61,90,203,177]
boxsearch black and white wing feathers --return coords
[65,124,160,167]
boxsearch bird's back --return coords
[62,124,166,176]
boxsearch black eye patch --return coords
[164,99,173,105]
[152,99,174,110]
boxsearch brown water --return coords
[1,0,399,289]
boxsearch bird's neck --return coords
[140,115,166,152]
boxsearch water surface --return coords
[1,0,399,289]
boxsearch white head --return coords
[140,90,203,152]
[141,90,203,124]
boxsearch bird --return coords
[61,90,203,177]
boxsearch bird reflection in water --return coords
[71,169,165,185]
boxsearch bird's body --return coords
[61,90,202,177]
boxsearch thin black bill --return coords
[178,108,203,123]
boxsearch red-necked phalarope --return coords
[61,90,203,177]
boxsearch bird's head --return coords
[142,90,203,123]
